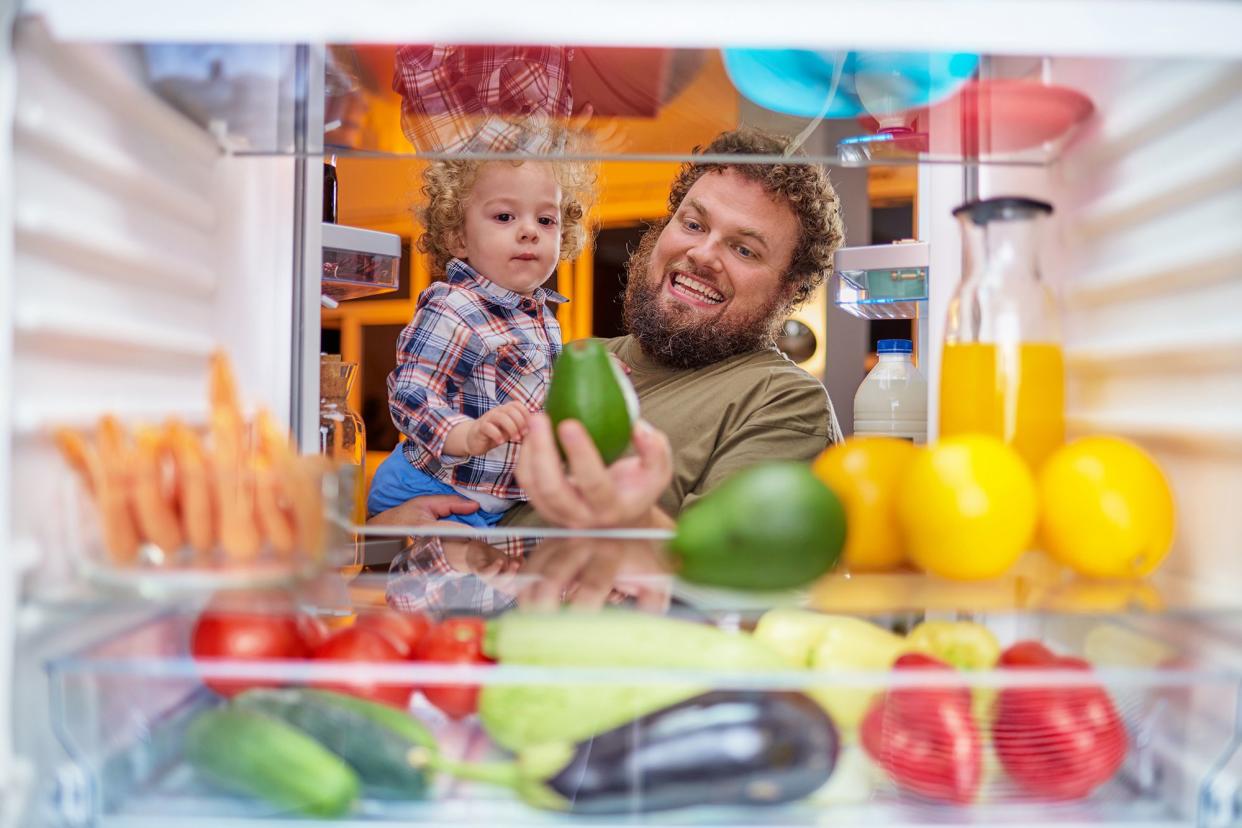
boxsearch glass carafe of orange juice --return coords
[940,197,1064,470]
[320,355,366,578]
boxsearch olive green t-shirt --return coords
[501,335,842,526]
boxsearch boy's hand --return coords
[464,402,530,455]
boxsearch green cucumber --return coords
[184,707,359,817]
[296,688,436,750]
[479,610,786,751]
[234,688,434,798]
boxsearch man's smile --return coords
[665,269,726,306]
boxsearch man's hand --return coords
[446,401,531,456]
[515,413,674,529]
[366,494,479,528]
[441,537,523,591]
[517,537,673,612]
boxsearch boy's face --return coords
[452,162,563,296]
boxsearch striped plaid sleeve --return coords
[387,292,482,465]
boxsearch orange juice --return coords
[939,342,1065,470]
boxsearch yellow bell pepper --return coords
[753,609,910,734]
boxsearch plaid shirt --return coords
[388,259,566,501]
[392,45,573,154]
[385,536,531,619]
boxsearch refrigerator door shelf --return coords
[322,223,401,302]
[831,241,928,320]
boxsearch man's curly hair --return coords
[665,128,845,308]
[417,158,596,278]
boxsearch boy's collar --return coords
[446,258,568,307]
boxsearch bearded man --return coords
[502,127,846,529]
[370,128,846,532]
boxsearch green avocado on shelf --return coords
[545,340,639,465]
[670,462,847,590]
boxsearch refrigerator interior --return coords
[36,568,1242,826]
[2,4,1241,826]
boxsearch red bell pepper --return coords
[993,641,1127,799]
[997,640,1055,667]
[860,652,983,804]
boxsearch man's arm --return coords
[367,494,480,527]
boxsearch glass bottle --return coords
[320,354,365,576]
[939,197,1064,470]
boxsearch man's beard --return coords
[620,221,790,370]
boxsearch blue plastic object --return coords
[877,339,914,354]
[721,49,979,119]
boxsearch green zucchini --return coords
[234,688,435,798]
[479,610,787,751]
[484,609,786,669]
[184,707,359,818]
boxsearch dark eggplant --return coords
[545,690,839,814]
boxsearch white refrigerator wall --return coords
[2,24,310,818]
[1051,57,1242,589]
[8,24,304,593]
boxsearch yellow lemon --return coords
[812,437,919,572]
[897,434,1037,580]
[1038,436,1175,578]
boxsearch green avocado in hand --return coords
[545,340,639,465]
[670,462,847,590]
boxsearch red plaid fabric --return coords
[393,45,574,154]
[385,536,530,618]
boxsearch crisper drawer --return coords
[43,534,1242,828]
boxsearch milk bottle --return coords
[853,338,928,443]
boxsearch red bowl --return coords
[859,78,1094,156]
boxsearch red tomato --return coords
[311,627,415,708]
[355,610,431,657]
[998,640,1057,667]
[415,617,487,661]
[415,618,490,719]
[191,610,307,697]
[994,649,1127,799]
[295,614,332,651]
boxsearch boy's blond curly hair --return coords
[417,158,596,278]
